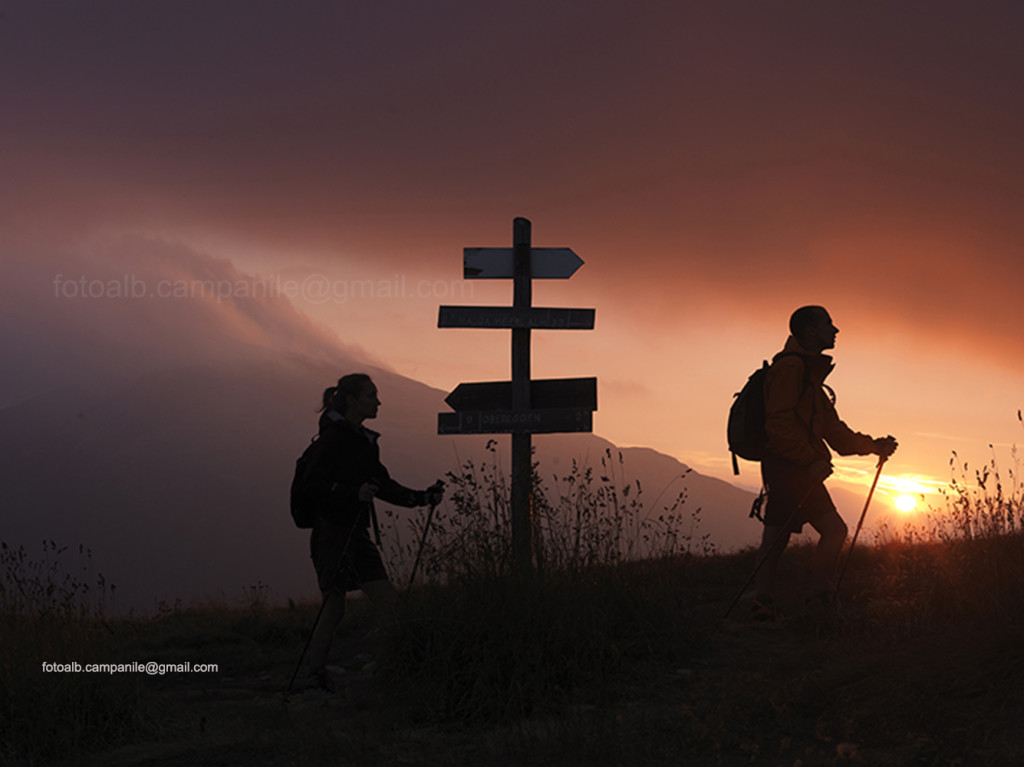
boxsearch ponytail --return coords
[318,373,373,413]
[319,386,339,413]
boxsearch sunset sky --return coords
[4,1,1024,520]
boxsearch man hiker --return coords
[753,306,897,621]
[304,373,444,694]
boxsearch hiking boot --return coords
[751,596,775,622]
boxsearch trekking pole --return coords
[407,482,444,592]
[285,594,330,695]
[722,484,815,619]
[834,455,886,594]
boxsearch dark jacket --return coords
[306,410,425,529]
[764,336,875,468]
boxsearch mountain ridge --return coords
[2,238,759,612]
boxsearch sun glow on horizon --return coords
[893,494,918,513]
[881,474,939,514]
[835,466,944,515]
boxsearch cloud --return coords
[0,233,361,407]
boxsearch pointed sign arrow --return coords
[463,247,583,279]
[445,377,597,412]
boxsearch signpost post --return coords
[438,218,596,573]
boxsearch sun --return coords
[893,494,917,513]
[880,474,935,514]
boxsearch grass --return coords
[0,542,147,765]
[380,558,707,724]
[3,447,1024,765]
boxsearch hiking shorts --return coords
[310,517,388,594]
[760,456,837,534]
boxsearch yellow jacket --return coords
[763,336,875,468]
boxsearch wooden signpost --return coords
[438,218,596,573]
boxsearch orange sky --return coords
[4,1,1024,518]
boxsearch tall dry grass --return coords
[0,541,144,765]
[376,446,710,722]
[381,443,713,587]
[860,442,1024,636]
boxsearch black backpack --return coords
[290,434,326,529]
[727,361,774,475]
[727,352,810,475]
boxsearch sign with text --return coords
[438,408,593,435]
[438,306,595,330]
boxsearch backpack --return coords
[727,361,774,475]
[727,352,808,475]
[290,435,325,529]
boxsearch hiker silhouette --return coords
[299,373,444,695]
[751,306,897,621]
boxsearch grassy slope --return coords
[13,538,1022,767]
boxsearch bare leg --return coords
[808,509,848,596]
[308,589,346,674]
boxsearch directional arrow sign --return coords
[445,377,597,412]
[438,408,592,435]
[464,248,583,279]
[438,306,595,329]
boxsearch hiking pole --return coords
[834,455,886,594]
[722,484,815,619]
[285,593,330,696]
[407,481,444,592]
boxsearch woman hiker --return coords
[304,373,444,694]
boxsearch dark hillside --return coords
[22,538,1023,767]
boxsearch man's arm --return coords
[820,400,883,457]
